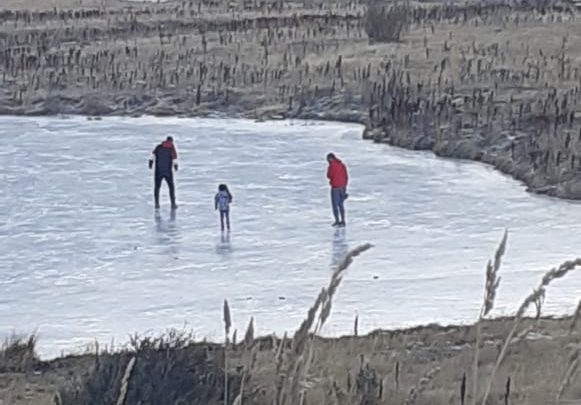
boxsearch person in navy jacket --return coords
[149,136,179,209]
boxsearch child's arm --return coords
[214,194,218,210]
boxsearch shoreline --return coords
[3,102,580,201]
[24,311,581,362]
[2,315,580,404]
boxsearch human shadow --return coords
[154,208,180,258]
[331,227,349,268]
[215,231,233,257]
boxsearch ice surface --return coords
[1,116,581,358]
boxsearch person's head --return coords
[166,136,173,142]
[219,184,228,192]
[326,153,337,163]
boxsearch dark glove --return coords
[174,163,179,171]
[148,160,153,169]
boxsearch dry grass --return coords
[480,257,581,404]
[0,334,38,373]
[364,2,409,43]
[471,231,507,405]
[115,356,135,405]
[2,0,581,196]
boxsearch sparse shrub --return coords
[364,2,409,43]
[0,334,38,372]
[58,331,241,405]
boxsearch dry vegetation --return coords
[2,0,581,403]
[2,0,581,196]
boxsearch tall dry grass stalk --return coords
[556,347,580,405]
[472,230,507,405]
[481,258,581,405]
[244,317,255,348]
[569,300,581,334]
[404,366,441,405]
[279,243,372,405]
[224,299,232,405]
[115,356,136,405]
[53,391,63,405]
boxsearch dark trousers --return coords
[331,187,346,223]
[220,210,230,231]
[154,172,176,207]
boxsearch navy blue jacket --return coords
[150,140,178,175]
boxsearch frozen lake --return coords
[1,116,581,358]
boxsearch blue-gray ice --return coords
[1,116,581,358]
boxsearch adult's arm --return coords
[172,145,179,171]
[148,146,157,169]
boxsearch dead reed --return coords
[224,299,232,405]
[277,243,372,405]
[472,231,507,405]
[556,346,580,405]
[115,356,136,405]
[3,0,581,197]
[481,257,581,404]
[404,366,441,405]
[364,2,409,43]
[0,334,38,373]
[570,299,581,333]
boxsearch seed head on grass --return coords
[482,230,507,317]
[223,299,232,340]
[292,288,326,356]
[244,317,254,348]
[472,230,508,405]
[482,257,581,405]
[541,258,581,286]
[320,243,373,330]
[281,244,372,405]
[275,332,287,374]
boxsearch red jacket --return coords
[327,159,348,188]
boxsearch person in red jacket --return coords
[326,153,349,227]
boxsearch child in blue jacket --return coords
[215,184,233,231]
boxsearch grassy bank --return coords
[3,0,581,197]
